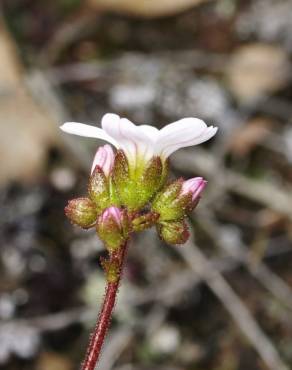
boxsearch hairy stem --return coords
[81,241,129,370]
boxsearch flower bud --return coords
[152,177,207,221]
[157,220,189,245]
[152,179,185,221]
[65,197,97,229]
[91,144,115,177]
[97,207,129,252]
[181,177,207,209]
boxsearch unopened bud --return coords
[181,177,207,209]
[152,177,207,221]
[97,207,129,252]
[157,220,189,245]
[91,144,115,177]
[152,179,185,221]
[65,197,97,229]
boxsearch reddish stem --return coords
[81,241,129,370]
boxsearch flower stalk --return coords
[82,241,129,370]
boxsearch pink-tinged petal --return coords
[155,118,218,159]
[181,177,207,201]
[91,144,115,176]
[60,122,118,147]
[101,113,154,165]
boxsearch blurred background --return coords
[1,0,292,369]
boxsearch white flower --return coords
[60,113,218,167]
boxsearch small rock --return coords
[150,325,180,354]
[110,84,156,109]
[0,324,39,364]
[0,294,15,320]
[237,0,292,51]
[50,168,76,191]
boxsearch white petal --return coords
[102,114,155,165]
[139,125,160,141]
[101,113,121,130]
[60,122,118,148]
[155,118,218,159]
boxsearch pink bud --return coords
[97,207,129,251]
[100,206,123,229]
[91,144,115,177]
[181,177,207,202]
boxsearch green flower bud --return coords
[113,151,165,211]
[157,220,189,245]
[152,179,191,221]
[65,197,97,229]
[97,207,129,252]
[131,211,159,232]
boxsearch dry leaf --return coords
[36,352,73,370]
[0,20,60,186]
[87,0,210,18]
[226,44,290,102]
[228,118,273,157]
[256,209,287,231]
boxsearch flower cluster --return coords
[61,113,217,260]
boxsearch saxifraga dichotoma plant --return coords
[60,113,218,370]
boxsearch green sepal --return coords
[109,177,120,206]
[65,197,97,229]
[152,179,192,221]
[112,151,165,210]
[160,159,169,189]
[140,156,164,200]
[112,150,130,205]
[88,166,110,211]
[157,220,189,245]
